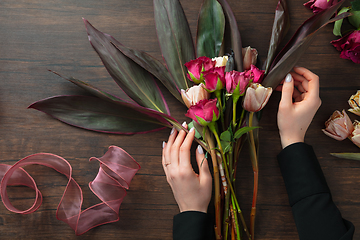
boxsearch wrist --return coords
[280,135,304,149]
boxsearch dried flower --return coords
[181,83,210,108]
[348,90,360,116]
[242,83,272,112]
[350,120,360,148]
[322,110,354,140]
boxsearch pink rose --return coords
[331,30,360,64]
[185,99,220,126]
[225,70,249,96]
[242,83,272,112]
[185,56,216,84]
[304,0,339,14]
[322,110,354,141]
[203,66,226,92]
[244,65,265,83]
[181,83,210,108]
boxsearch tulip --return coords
[181,83,210,108]
[322,110,354,141]
[242,83,272,112]
[242,46,258,70]
[212,56,228,67]
[185,99,220,126]
[203,66,226,92]
[185,56,216,84]
[225,70,249,96]
[348,90,360,116]
[350,120,360,148]
[244,65,265,83]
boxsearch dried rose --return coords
[331,30,360,64]
[185,99,220,126]
[304,0,339,14]
[185,56,216,84]
[350,120,360,148]
[212,56,228,67]
[203,66,226,92]
[348,90,360,116]
[181,83,210,108]
[242,46,258,70]
[322,110,354,141]
[242,83,272,112]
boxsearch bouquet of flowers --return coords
[28,0,349,238]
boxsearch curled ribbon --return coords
[0,146,140,235]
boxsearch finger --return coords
[196,145,212,186]
[279,73,294,108]
[170,122,188,167]
[294,67,320,101]
[163,127,177,168]
[162,141,169,173]
[291,72,309,92]
[178,127,195,168]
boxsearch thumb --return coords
[280,73,294,107]
[196,145,211,179]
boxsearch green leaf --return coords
[220,140,231,154]
[333,7,351,36]
[217,0,243,72]
[262,0,350,89]
[234,126,259,139]
[352,0,360,11]
[331,152,360,160]
[263,0,291,74]
[153,0,195,91]
[111,42,183,103]
[220,130,232,142]
[349,10,360,29]
[29,96,167,135]
[196,0,225,58]
[84,19,169,114]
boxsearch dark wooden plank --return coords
[0,0,359,239]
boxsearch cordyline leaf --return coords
[28,95,169,135]
[153,0,195,91]
[84,19,169,115]
[217,0,243,72]
[262,0,350,89]
[263,0,290,74]
[331,153,360,160]
[196,0,225,58]
[110,42,183,103]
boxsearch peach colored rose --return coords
[322,110,354,141]
[350,120,360,148]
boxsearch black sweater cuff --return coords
[173,211,213,240]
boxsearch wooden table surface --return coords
[0,0,359,239]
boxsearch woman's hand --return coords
[276,67,322,148]
[162,124,212,213]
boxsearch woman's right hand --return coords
[276,67,322,148]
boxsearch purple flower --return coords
[331,30,360,64]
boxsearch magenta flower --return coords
[331,30,360,64]
[322,110,354,141]
[242,83,272,112]
[185,99,220,126]
[185,56,216,84]
[203,66,226,92]
[244,65,265,84]
[225,70,249,96]
[304,0,339,14]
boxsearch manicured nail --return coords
[182,121,187,127]
[170,127,175,135]
[189,127,195,133]
[162,141,166,148]
[197,145,204,154]
[285,73,292,83]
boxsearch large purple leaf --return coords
[217,0,243,72]
[262,1,350,89]
[196,0,225,58]
[153,0,195,91]
[262,0,290,74]
[28,96,168,135]
[84,19,170,115]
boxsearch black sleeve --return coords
[278,142,354,240]
[173,211,214,240]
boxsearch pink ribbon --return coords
[0,146,140,235]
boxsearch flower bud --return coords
[348,90,360,116]
[242,83,272,112]
[225,70,249,96]
[203,66,226,92]
[185,56,216,84]
[181,83,210,108]
[185,99,220,126]
[322,110,354,141]
[212,56,228,67]
[350,120,360,148]
[242,46,258,70]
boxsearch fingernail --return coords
[189,127,195,133]
[162,141,166,148]
[182,121,187,127]
[197,145,204,154]
[285,73,292,83]
[170,127,175,135]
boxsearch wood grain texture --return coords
[0,0,359,239]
